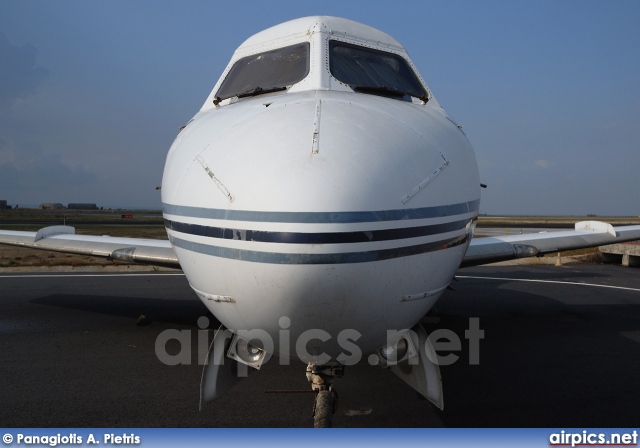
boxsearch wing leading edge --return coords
[0,226,180,268]
[463,221,640,268]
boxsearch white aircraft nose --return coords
[162,91,480,360]
[164,91,479,213]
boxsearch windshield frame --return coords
[215,42,311,103]
[328,40,428,101]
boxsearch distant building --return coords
[67,203,98,210]
[39,203,65,210]
[0,200,7,209]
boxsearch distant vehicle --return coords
[1,16,640,427]
[38,203,64,210]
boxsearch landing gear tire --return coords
[307,363,342,427]
[313,389,334,428]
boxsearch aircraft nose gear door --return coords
[200,326,253,409]
[306,362,344,428]
[384,324,444,410]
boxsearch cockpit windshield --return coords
[329,41,428,101]
[215,43,310,102]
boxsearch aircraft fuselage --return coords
[161,17,480,362]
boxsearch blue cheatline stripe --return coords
[162,198,480,224]
[169,234,469,265]
[164,217,474,244]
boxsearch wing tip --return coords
[34,225,75,242]
[574,221,616,237]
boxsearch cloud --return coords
[534,159,554,169]
[0,138,95,198]
[0,32,49,105]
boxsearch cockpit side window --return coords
[216,43,310,102]
[329,41,428,101]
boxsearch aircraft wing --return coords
[2,221,639,270]
[462,221,640,268]
[0,225,180,268]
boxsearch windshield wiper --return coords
[352,85,428,103]
[236,86,287,99]
[214,86,288,105]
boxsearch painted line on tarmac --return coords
[0,273,185,278]
[457,275,640,293]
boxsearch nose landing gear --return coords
[306,362,344,428]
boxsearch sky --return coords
[0,0,638,215]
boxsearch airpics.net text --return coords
[153,316,484,368]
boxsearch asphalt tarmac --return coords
[1,264,639,428]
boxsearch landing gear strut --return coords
[306,362,343,428]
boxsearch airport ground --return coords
[1,263,639,428]
[1,211,639,427]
